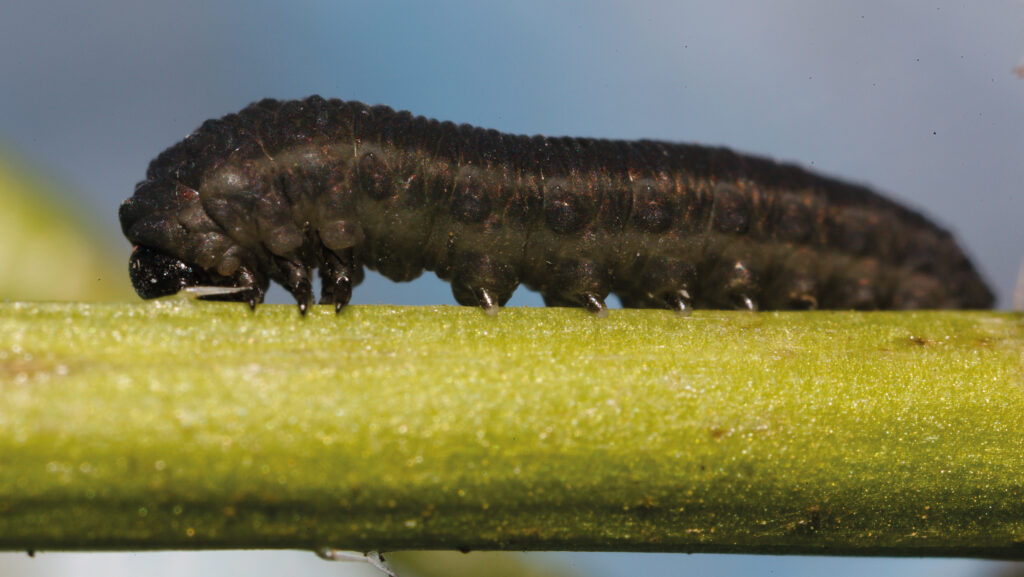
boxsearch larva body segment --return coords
[119,96,994,313]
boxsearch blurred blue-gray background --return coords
[2,1,1023,575]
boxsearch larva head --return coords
[128,246,209,299]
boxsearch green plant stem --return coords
[1,301,1023,557]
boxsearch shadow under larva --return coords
[119,95,994,315]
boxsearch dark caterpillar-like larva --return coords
[119,95,994,315]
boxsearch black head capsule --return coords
[129,246,204,299]
[128,245,259,306]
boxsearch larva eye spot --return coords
[129,246,205,299]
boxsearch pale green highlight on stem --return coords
[1,302,1022,557]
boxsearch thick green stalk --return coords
[1,301,1022,557]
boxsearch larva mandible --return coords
[119,95,994,315]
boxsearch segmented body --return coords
[119,96,994,313]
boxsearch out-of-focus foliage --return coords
[0,148,132,301]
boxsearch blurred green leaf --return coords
[0,147,133,301]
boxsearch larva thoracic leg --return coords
[119,96,995,314]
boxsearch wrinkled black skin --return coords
[120,96,994,314]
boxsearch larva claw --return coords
[581,293,609,317]
[234,267,266,311]
[320,248,358,313]
[288,274,313,315]
[474,287,500,316]
[737,294,757,312]
[330,273,352,313]
[664,290,693,316]
[450,252,518,313]
[276,257,314,314]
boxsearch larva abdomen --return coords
[119,95,994,314]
